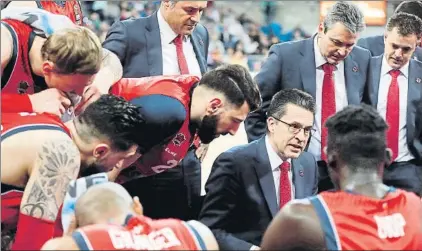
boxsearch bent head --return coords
[161,0,208,35]
[194,65,261,144]
[266,89,315,160]
[41,26,102,95]
[74,95,144,173]
[384,13,422,69]
[324,104,389,189]
[74,182,143,227]
[318,1,365,64]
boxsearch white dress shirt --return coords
[308,35,348,161]
[377,56,413,162]
[265,136,295,205]
[157,9,202,77]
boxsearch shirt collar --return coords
[381,55,409,79]
[157,8,188,44]
[265,135,291,171]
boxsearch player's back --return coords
[72,216,207,250]
[310,188,422,250]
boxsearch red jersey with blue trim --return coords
[72,215,206,250]
[309,187,422,250]
[110,75,199,177]
[1,112,70,230]
[36,1,83,25]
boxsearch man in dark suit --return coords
[101,0,209,220]
[199,89,318,250]
[245,1,370,192]
[357,1,422,61]
[366,13,422,196]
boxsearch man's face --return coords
[163,1,207,35]
[267,104,314,159]
[317,22,358,65]
[198,101,250,144]
[42,61,96,96]
[384,27,418,69]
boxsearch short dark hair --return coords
[386,12,422,40]
[199,64,262,112]
[325,104,389,171]
[267,89,316,119]
[76,94,145,152]
[395,1,422,20]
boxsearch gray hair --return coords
[323,1,366,34]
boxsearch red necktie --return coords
[321,63,336,161]
[386,70,400,161]
[173,35,190,75]
[279,161,292,209]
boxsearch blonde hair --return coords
[41,26,102,75]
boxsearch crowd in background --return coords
[80,1,310,72]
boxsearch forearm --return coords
[92,48,123,93]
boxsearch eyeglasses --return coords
[272,117,316,136]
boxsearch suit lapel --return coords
[253,138,278,217]
[369,56,383,106]
[291,158,304,199]
[406,60,422,141]
[145,13,163,76]
[344,54,361,105]
[300,36,317,99]
[190,32,206,74]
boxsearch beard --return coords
[79,161,108,177]
[197,114,219,144]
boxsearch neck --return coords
[65,120,90,162]
[341,171,389,199]
[28,37,46,78]
[189,85,203,128]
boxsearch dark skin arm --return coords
[261,199,326,250]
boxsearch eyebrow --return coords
[330,38,354,47]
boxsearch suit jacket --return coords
[366,55,422,162]
[199,137,318,250]
[245,35,371,142]
[102,12,209,78]
[357,35,422,61]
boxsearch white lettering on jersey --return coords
[150,159,179,174]
[109,227,182,250]
[374,213,406,239]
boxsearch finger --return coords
[59,97,72,109]
[64,214,77,236]
[59,104,66,116]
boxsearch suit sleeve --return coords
[102,21,128,65]
[245,44,283,142]
[199,151,254,250]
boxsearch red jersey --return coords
[309,188,422,250]
[110,75,199,177]
[36,1,83,25]
[72,216,206,250]
[1,112,70,230]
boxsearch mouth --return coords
[288,144,302,151]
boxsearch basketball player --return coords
[260,104,422,250]
[41,182,219,250]
[4,1,84,25]
[1,95,147,250]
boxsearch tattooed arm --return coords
[91,48,123,94]
[12,133,80,250]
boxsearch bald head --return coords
[74,182,134,227]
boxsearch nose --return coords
[190,12,200,23]
[394,49,403,57]
[337,47,347,57]
[228,123,241,136]
[295,129,308,142]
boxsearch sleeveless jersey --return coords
[110,75,199,177]
[1,20,38,95]
[36,1,83,25]
[1,112,70,230]
[309,188,422,250]
[72,216,206,250]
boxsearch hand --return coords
[250,245,260,250]
[74,85,103,115]
[28,88,71,117]
[64,214,77,236]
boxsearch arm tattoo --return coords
[101,48,123,81]
[20,139,80,221]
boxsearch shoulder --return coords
[185,220,219,250]
[297,151,317,165]
[411,57,422,69]
[41,236,79,250]
[193,23,208,37]
[218,139,261,160]
[350,45,371,59]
